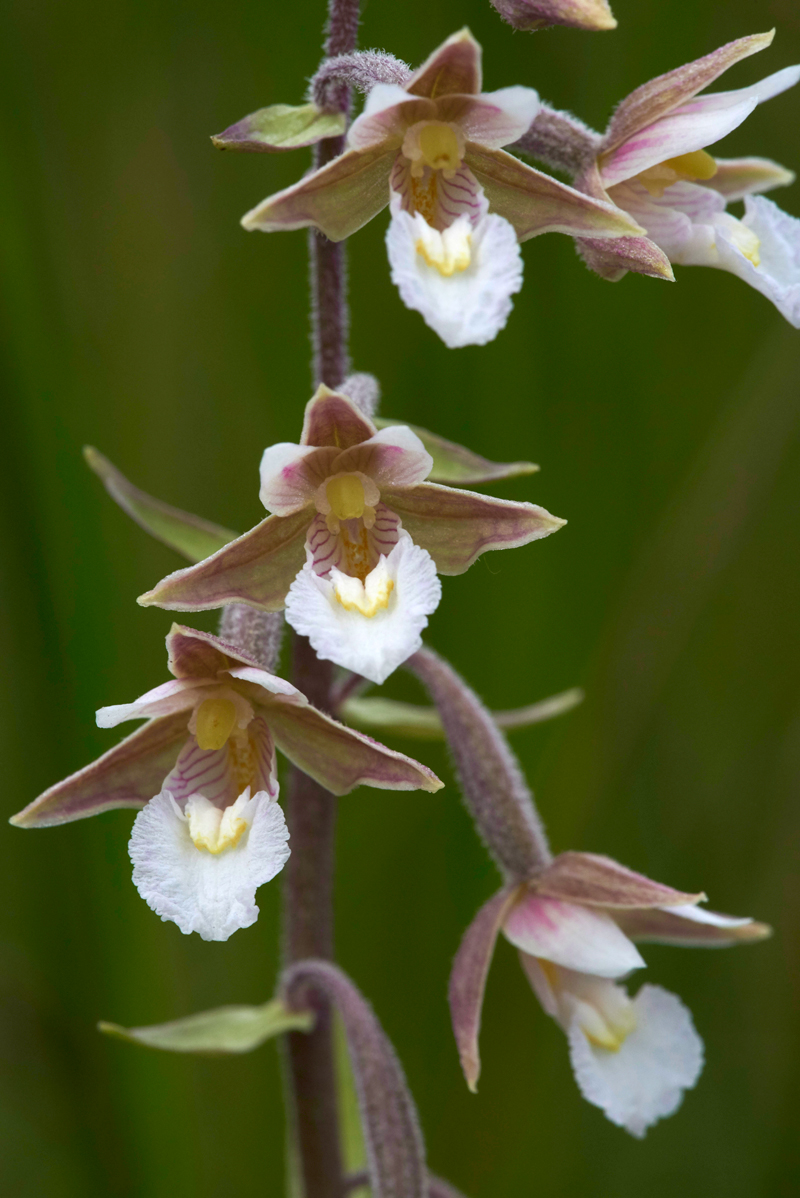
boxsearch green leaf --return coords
[98,998,314,1055]
[340,689,584,741]
[374,418,539,486]
[212,104,347,153]
[84,446,238,563]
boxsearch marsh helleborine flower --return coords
[12,626,441,941]
[226,30,642,347]
[138,387,565,684]
[577,31,800,323]
[451,854,770,1136]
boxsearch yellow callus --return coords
[326,473,366,521]
[415,220,472,277]
[333,561,394,617]
[417,122,463,174]
[195,697,238,751]
[187,795,248,854]
[639,148,718,196]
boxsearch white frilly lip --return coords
[386,191,523,348]
[129,787,290,942]
[284,532,442,685]
[566,983,704,1138]
[715,195,800,328]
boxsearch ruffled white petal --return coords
[284,533,441,684]
[567,983,704,1137]
[386,193,523,348]
[129,788,290,941]
[503,894,644,978]
[715,195,800,327]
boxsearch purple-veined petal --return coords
[616,904,772,947]
[241,145,395,241]
[347,85,435,150]
[390,158,487,232]
[285,535,442,685]
[212,103,347,152]
[490,0,616,33]
[259,442,337,516]
[138,509,311,613]
[406,29,482,99]
[603,32,775,154]
[162,738,239,808]
[534,851,704,909]
[305,505,402,578]
[566,983,703,1137]
[300,386,377,448]
[373,417,538,485]
[380,481,564,575]
[129,788,290,941]
[448,886,522,1091]
[386,198,523,348]
[264,686,444,795]
[608,179,726,264]
[10,712,189,827]
[715,195,800,327]
[600,96,757,188]
[705,156,795,201]
[435,87,540,149]
[503,892,644,977]
[465,145,643,241]
[96,678,200,728]
[332,426,433,489]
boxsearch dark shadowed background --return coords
[2,0,799,1194]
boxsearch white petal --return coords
[660,903,753,928]
[347,85,431,150]
[455,87,540,148]
[284,533,441,684]
[96,678,201,727]
[704,64,800,110]
[609,179,725,265]
[567,984,704,1137]
[503,894,644,978]
[259,442,334,515]
[333,425,433,489]
[715,195,800,327]
[129,788,290,941]
[386,194,523,348]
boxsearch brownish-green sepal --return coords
[98,998,314,1055]
[374,418,538,486]
[84,447,238,563]
[340,688,583,740]
[212,103,347,153]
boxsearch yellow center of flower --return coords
[727,219,761,267]
[195,698,238,751]
[638,148,718,196]
[417,122,463,174]
[333,562,394,617]
[326,474,366,521]
[186,795,248,854]
[415,220,472,277]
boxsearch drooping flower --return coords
[489,0,617,34]
[138,387,565,685]
[574,31,800,322]
[221,30,641,346]
[451,853,770,1136]
[11,625,442,941]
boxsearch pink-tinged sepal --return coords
[241,144,396,241]
[381,482,565,575]
[616,904,772,947]
[576,232,675,281]
[374,417,538,485]
[212,103,346,153]
[706,156,795,200]
[449,886,522,1091]
[490,0,616,33]
[534,851,704,908]
[10,712,190,827]
[138,509,311,613]
[603,31,775,154]
[300,385,377,448]
[406,29,482,98]
[503,891,645,976]
[465,145,644,242]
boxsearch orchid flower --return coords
[222,30,642,347]
[489,0,617,34]
[575,31,800,322]
[452,853,770,1137]
[11,625,441,941]
[138,387,565,685]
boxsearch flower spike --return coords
[140,387,565,684]
[225,29,642,345]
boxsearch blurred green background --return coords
[2,0,799,1193]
